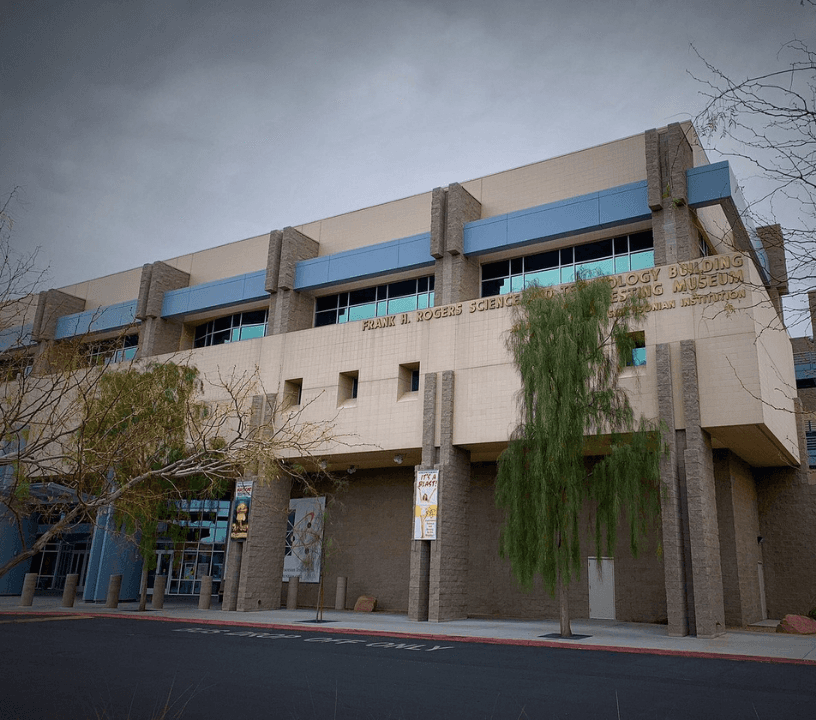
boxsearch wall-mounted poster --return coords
[282,496,326,583]
[414,469,438,540]
[230,480,253,540]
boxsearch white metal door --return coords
[588,557,616,620]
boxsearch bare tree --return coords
[692,34,816,330]
[0,219,338,584]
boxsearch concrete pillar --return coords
[20,573,37,606]
[334,576,347,611]
[135,261,189,357]
[198,576,213,610]
[62,574,79,608]
[428,370,470,622]
[647,123,697,266]
[221,540,243,612]
[431,184,481,306]
[268,227,318,335]
[681,340,726,637]
[409,373,437,621]
[656,343,690,636]
[152,575,167,610]
[235,475,292,611]
[286,576,299,610]
[105,574,122,609]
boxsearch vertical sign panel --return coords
[414,469,438,540]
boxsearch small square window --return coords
[338,371,359,406]
[398,363,420,399]
[624,332,646,367]
[284,379,303,408]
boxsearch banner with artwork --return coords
[230,480,253,540]
[413,469,438,540]
[282,496,326,583]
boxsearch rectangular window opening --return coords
[284,378,303,409]
[338,370,359,406]
[624,331,646,368]
[398,362,420,399]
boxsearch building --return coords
[1,122,814,637]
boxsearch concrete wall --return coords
[285,468,414,612]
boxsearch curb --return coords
[2,609,814,666]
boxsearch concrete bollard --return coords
[335,576,347,611]
[62,573,79,608]
[198,575,213,610]
[286,576,299,610]
[20,573,37,607]
[152,575,167,610]
[105,574,122,609]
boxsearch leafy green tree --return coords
[79,363,231,609]
[495,278,663,637]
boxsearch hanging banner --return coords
[230,480,253,540]
[413,469,438,540]
[283,496,326,583]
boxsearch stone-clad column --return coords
[408,373,437,621]
[268,227,319,335]
[681,339,726,637]
[432,184,481,306]
[647,123,696,266]
[428,370,470,622]
[31,289,86,372]
[656,343,691,636]
[234,393,293,611]
[135,261,190,358]
[235,473,293,611]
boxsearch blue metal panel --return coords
[161,269,268,318]
[0,509,36,595]
[598,181,650,226]
[54,300,138,339]
[0,323,33,352]
[687,162,770,278]
[795,358,816,381]
[687,162,733,207]
[294,232,433,291]
[464,181,650,257]
[83,507,143,602]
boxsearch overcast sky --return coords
[2,0,814,325]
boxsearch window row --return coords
[481,231,654,297]
[193,310,268,348]
[284,364,421,409]
[315,277,435,327]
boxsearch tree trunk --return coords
[557,566,572,638]
[138,565,149,611]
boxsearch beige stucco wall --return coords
[59,267,142,309]
[463,133,647,219]
[161,232,270,286]
[170,252,796,473]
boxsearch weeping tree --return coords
[80,363,232,611]
[496,278,663,637]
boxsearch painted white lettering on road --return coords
[173,627,456,652]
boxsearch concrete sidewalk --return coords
[3,595,815,664]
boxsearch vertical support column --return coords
[428,370,470,622]
[31,289,85,373]
[681,340,726,637]
[432,184,481,306]
[221,539,243,612]
[756,224,788,324]
[235,473,293,611]
[647,123,696,266]
[269,227,319,335]
[135,261,190,358]
[409,373,437,621]
[656,343,690,636]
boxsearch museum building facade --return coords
[2,122,814,638]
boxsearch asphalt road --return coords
[0,614,814,719]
